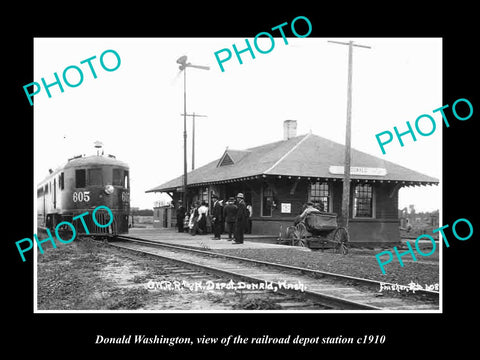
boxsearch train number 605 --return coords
[73,191,90,202]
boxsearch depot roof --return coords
[146,133,439,193]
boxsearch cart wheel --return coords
[285,226,296,238]
[333,227,349,255]
[285,226,296,246]
[299,239,308,247]
[292,223,307,247]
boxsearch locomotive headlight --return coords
[104,184,114,195]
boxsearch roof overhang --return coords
[145,173,438,193]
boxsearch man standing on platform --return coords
[176,200,186,233]
[233,193,248,244]
[223,197,237,240]
[211,193,223,240]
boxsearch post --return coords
[183,68,188,206]
[192,112,195,170]
[328,40,371,228]
[342,41,353,228]
[181,112,208,170]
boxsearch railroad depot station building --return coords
[146,120,438,245]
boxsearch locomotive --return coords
[37,149,130,237]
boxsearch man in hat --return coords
[233,193,248,244]
[223,197,238,240]
[211,193,223,239]
[176,200,186,233]
[295,201,321,225]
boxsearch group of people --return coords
[175,193,252,244]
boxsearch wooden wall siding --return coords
[348,220,400,243]
[171,179,402,243]
[374,183,399,220]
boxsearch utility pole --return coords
[328,40,371,228]
[180,112,208,170]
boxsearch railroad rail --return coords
[109,235,439,311]
[133,251,329,310]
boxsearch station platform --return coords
[126,227,306,251]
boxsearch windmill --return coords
[176,55,210,206]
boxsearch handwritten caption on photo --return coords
[379,282,439,293]
[144,279,306,292]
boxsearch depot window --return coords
[309,182,330,212]
[261,184,273,217]
[199,186,208,203]
[88,168,103,186]
[353,184,374,218]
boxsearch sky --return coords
[34,37,442,212]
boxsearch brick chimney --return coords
[283,120,297,140]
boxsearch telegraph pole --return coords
[180,112,208,170]
[328,40,371,228]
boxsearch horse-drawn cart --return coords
[277,211,349,254]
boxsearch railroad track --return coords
[109,235,439,311]
[130,252,330,311]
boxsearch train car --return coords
[37,152,130,237]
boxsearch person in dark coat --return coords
[223,197,237,240]
[220,199,225,234]
[176,200,186,233]
[233,193,248,244]
[211,193,223,239]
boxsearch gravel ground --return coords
[36,238,439,310]
[36,238,309,311]
[212,246,440,288]
[37,239,153,310]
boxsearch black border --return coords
[7,5,478,355]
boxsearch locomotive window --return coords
[113,169,129,187]
[59,172,64,190]
[113,168,124,186]
[124,170,129,189]
[88,168,103,186]
[76,169,86,188]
